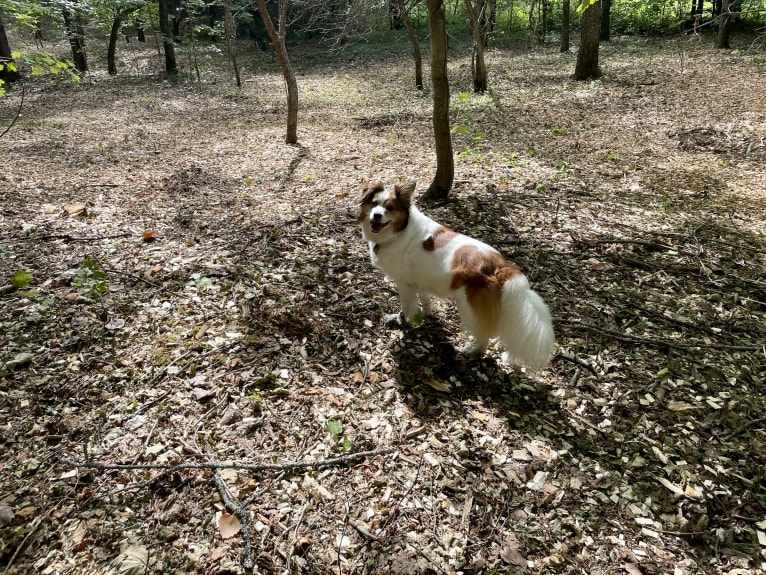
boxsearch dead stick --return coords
[63,448,394,475]
[213,472,255,571]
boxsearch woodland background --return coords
[1,0,766,573]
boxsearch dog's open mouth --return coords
[370,221,389,234]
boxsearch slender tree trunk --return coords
[254,0,298,144]
[397,0,423,89]
[108,8,140,75]
[560,0,570,52]
[422,0,454,203]
[223,0,241,86]
[718,0,732,48]
[108,17,123,75]
[573,0,601,81]
[465,0,488,92]
[62,4,88,72]
[389,0,403,29]
[0,16,21,84]
[600,0,611,40]
[158,0,178,74]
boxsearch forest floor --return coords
[1,29,766,575]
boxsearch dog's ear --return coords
[360,181,384,205]
[394,182,416,207]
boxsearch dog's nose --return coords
[372,213,382,221]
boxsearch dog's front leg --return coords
[396,283,425,325]
[418,294,431,318]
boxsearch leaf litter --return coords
[0,35,765,574]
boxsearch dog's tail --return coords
[498,275,555,370]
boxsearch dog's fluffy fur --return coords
[359,181,555,370]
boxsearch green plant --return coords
[326,420,352,453]
[11,268,32,289]
[73,257,109,296]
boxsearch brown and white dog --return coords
[359,181,555,370]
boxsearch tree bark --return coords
[254,0,298,144]
[422,0,454,203]
[465,0,488,92]
[0,15,21,84]
[223,0,241,86]
[718,0,732,48]
[397,0,423,89]
[158,0,178,74]
[573,0,601,81]
[560,0,570,52]
[600,0,611,41]
[61,4,88,73]
[108,7,141,75]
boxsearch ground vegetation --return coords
[1,26,766,575]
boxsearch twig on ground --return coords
[722,416,766,441]
[555,351,600,377]
[63,447,395,476]
[37,233,132,242]
[213,471,255,571]
[3,515,43,575]
[558,319,761,351]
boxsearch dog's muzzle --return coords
[369,212,389,234]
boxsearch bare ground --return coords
[1,31,765,575]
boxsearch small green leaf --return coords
[11,269,32,289]
[326,420,343,436]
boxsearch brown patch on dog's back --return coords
[450,246,522,335]
[422,226,457,251]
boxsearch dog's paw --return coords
[383,312,404,326]
[458,343,486,358]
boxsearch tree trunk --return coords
[254,0,298,144]
[560,0,570,52]
[61,4,88,73]
[397,0,423,89]
[422,0,454,203]
[108,17,122,75]
[158,0,178,74]
[389,0,403,29]
[108,8,140,75]
[465,0,488,92]
[223,0,241,86]
[0,16,21,84]
[718,0,732,48]
[600,0,611,41]
[573,0,601,81]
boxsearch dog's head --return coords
[358,181,416,244]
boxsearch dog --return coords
[359,181,555,370]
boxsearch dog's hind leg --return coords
[454,293,492,357]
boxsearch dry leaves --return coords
[0,35,764,575]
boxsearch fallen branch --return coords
[213,471,255,571]
[36,233,132,243]
[557,319,761,352]
[63,447,395,476]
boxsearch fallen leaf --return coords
[5,352,33,371]
[16,505,36,519]
[499,536,527,566]
[63,203,87,217]
[111,544,149,575]
[424,379,451,392]
[217,512,242,539]
[0,502,14,526]
[526,471,549,491]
